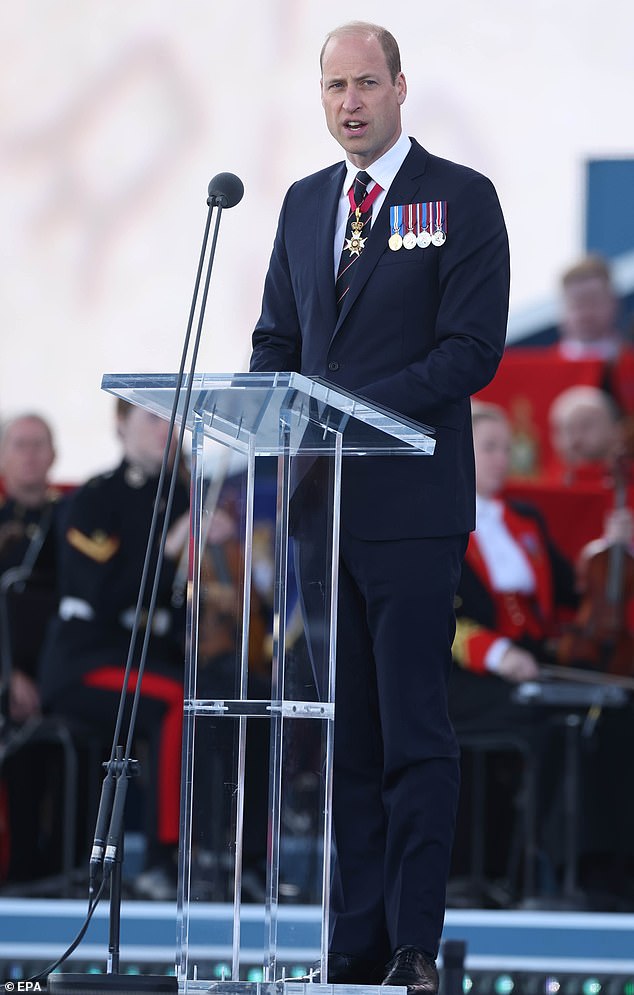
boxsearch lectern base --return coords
[47,974,177,994]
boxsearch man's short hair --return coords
[549,385,618,427]
[320,21,401,83]
[0,413,54,451]
[470,400,509,429]
[561,254,613,291]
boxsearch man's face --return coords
[320,32,406,168]
[0,417,55,494]
[560,277,618,344]
[551,403,614,465]
[473,418,512,498]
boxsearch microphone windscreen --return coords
[208,172,244,209]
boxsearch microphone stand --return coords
[47,172,244,995]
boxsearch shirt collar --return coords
[343,132,412,196]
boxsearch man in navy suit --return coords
[250,21,509,994]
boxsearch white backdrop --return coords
[1,1,632,480]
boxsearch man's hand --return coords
[9,670,41,723]
[497,646,540,683]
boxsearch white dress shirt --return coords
[474,495,537,672]
[333,131,412,277]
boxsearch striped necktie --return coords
[335,170,374,312]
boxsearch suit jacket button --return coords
[328,361,339,371]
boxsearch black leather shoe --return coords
[382,946,439,994]
[301,951,385,984]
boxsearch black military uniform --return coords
[39,460,189,873]
[0,490,65,682]
[0,489,67,883]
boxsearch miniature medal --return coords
[431,200,447,246]
[403,204,417,249]
[417,203,431,247]
[389,205,403,250]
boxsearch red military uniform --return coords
[453,501,576,673]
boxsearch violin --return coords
[557,419,634,678]
[197,524,270,677]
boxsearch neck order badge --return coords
[335,171,383,311]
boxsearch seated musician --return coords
[550,387,634,902]
[449,401,634,907]
[546,384,634,571]
[451,401,577,691]
[448,402,578,900]
[0,413,68,885]
[548,385,622,486]
[38,400,192,899]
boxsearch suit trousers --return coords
[296,523,465,961]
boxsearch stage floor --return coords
[1,899,634,979]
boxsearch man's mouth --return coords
[344,120,366,133]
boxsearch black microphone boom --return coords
[207,171,244,208]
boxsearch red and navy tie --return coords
[335,170,374,312]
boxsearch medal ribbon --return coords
[347,179,383,216]
[421,202,428,235]
[435,200,447,235]
[390,205,404,236]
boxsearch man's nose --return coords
[342,86,362,112]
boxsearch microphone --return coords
[207,172,244,209]
[88,767,116,887]
[48,173,238,992]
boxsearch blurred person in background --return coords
[451,402,576,693]
[0,413,63,723]
[38,400,190,899]
[0,413,67,885]
[449,402,577,901]
[549,385,622,485]
[552,255,634,416]
[555,255,627,362]
[451,401,634,907]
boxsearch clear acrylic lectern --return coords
[101,372,435,994]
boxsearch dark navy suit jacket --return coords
[251,139,510,539]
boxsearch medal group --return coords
[389,200,447,251]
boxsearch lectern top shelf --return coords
[101,371,435,457]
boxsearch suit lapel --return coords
[333,142,429,336]
[315,162,346,333]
